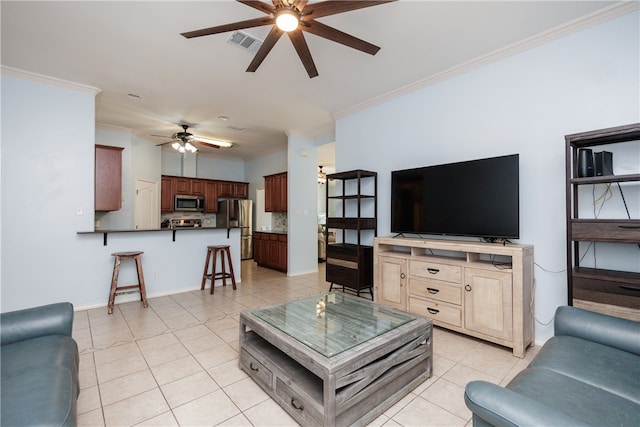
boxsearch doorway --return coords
[134,179,158,229]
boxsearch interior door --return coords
[135,179,158,229]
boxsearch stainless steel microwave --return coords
[174,195,205,212]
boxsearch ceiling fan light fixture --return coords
[171,142,181,150]
[275,8,299,32]
[184,142,197,153]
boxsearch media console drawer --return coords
[410,260,462,284]
[408,297,462,327]
[409,278,462,305]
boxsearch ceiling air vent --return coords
[226,31,262,52]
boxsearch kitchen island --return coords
[76,227,241,309]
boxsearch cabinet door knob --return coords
[249,362,259,372]
[291,398,304,411]
[465,284,472,292]
[400,273,406,279]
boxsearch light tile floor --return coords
[74,261,539,427]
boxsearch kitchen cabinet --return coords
[374,237,534,358]
[218,181,249,199]
[264,172,287,212]
[565,123,640,321]
[254,232,287,272]
[161,176,248,213]
[174,177,191,195]
[191,179,205,196]
[161,176,174,212]
[95,145,124,211]
[204,181,218,213]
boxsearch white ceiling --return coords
[1,1,627,166]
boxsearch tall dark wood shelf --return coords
[325,169,377,299]
[565,123,640,321]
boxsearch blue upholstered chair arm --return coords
[554,306,640,355]
[464,381,591,427]
[1,302,74,345]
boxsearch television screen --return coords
[391,154,519,239]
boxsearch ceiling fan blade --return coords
[237,0,276,15]
[181,17,273,39]
[151,134,172,138]
[301,20,380,55]
[155,141,176,147]
[293,0,309,10]
[196,141,221,149]
[247,25,284,72]
[301,0,396,20]
[287,31,318,78]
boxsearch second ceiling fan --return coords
[181,0,396,78]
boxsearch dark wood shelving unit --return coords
[565,123,640,320]
[325,169,377,299]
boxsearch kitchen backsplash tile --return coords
[272,213,287,231]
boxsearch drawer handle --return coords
[427,307,439,315]
[400,273,406,279]
[618,225,640,229]
[465,284,472,292]
[291,398,305,411]
[427,287,439,294]
[619,285,640,291]
[249,362,259,372]
[427,268,440,274]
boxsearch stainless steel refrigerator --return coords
[218,198,253,260]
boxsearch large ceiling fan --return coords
[181,0,397,78]
[154,124,233,153]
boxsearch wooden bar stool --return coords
[201,245,236,294]
[108,251,148,314]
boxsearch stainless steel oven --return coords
[174,195,205,212]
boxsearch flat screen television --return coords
[391,154,519,240]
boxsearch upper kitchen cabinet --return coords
[204,181,218,213]
[218,180,249,199]
[95,145,123,211]
[265,172,287,212]
[174,177,191,195]
[161,176,174,212]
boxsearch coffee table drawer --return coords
[409,278,461,305]
[240,349,273,390]
[410,260,461,284]
[275,378,323,426]
[409,297,462,327]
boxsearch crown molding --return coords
[333,1,639,121]
[1,66,101,96]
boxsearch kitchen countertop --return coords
[254,230,287,235]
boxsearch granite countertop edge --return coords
[77,226,240,234]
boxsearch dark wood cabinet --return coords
[264,172,287,212]
[161,176,248,213]
[174,177,191,194]
[566,123,640,321]
[161,176,174,212]
[204,181,218,213]
[254,232,287,272]
[95,145,124,211]
[218,180,249,199]
[326,170,377,298]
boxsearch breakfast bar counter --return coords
[76,227,242,308]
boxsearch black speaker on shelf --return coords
[578,148,594,177]
[594,151,613,176]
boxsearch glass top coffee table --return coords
[239,294,432,427]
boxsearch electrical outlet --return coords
[76,207,83,215]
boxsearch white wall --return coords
[335,11,640,341]
[1,73,242,312]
